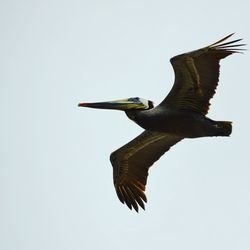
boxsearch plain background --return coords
[0,1,249,249]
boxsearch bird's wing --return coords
[160,33,245,115]
[110,131,183,212]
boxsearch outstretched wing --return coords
[110,131,183,212]
[160,33,245,115]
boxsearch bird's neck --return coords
[125,110,140,121]
[125,110,150,129]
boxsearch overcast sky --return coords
[1,1,250,250]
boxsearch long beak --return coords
[78,98,144,111]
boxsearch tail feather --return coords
[215,121,232,136]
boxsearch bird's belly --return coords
[136,112,215,138]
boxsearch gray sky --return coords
[1,0,250,249]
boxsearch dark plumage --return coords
[79,34,245,212]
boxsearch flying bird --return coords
[78,34,245,212]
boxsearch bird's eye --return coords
[128,97,140,102]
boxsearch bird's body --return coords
[79,34,245,212]
[126,107,231,138]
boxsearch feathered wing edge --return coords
[209,33,246,52]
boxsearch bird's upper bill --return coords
[78,97,152,111]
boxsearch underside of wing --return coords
[110,131,183,212]
[160,33,245,115]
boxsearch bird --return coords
[78,34,245,212]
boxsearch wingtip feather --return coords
[210,33,235,47]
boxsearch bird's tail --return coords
[215,121,232,136]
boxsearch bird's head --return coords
[78,97,154,111]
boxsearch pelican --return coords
[78,34,245,212]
